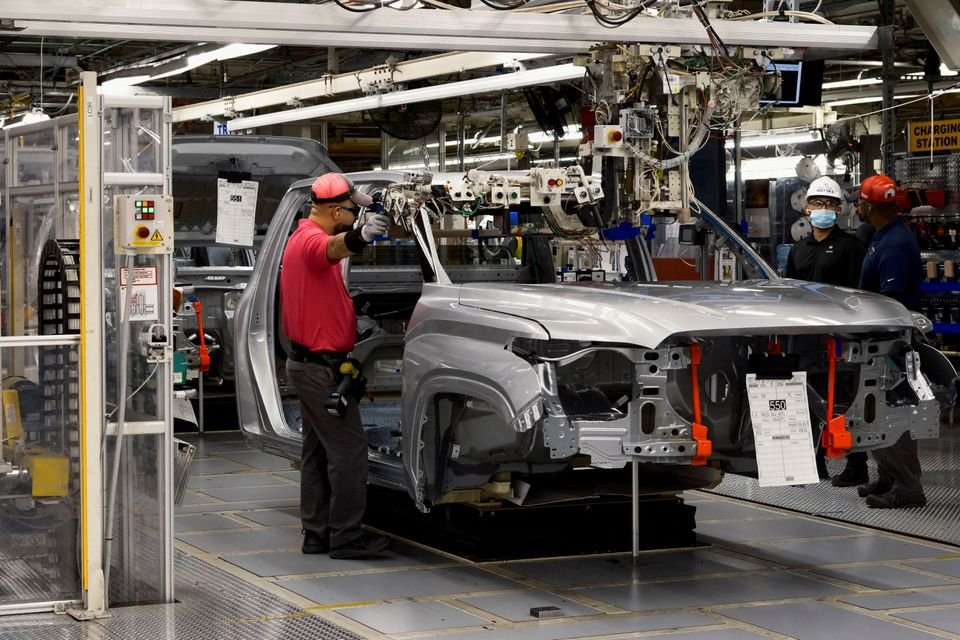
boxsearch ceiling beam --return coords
[2,0,879,51]
[14,20,598,56]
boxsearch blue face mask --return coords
[809,209,837,229]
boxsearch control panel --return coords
[114,194,174,255]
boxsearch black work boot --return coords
[865,489,927,509]
[302,530,330,554]
[831,464,869,487]
[329,532,389,559]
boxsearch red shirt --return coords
[280,219,356,352]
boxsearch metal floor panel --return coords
[0,551,363,640]
[9,431,960,639]
[708,428,960,545]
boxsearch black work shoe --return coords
[865,490,927,509]
[856,481,892,498]
[329,532,389,559]
[831,466,869,487]
[302,530,329,554]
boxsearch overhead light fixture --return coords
[726,154,842,180]
[103,43,275,88]
[725,129,822,149]
[374,151,519,171]
[822,77,882,90]
[825,94,930,107]
[227,64,586,131]
[6,107,50,129]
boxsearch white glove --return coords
[360,213,391,242]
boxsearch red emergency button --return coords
[135,226,150,239]
[607,129,623,143]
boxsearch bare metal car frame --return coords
[234,172,955,511]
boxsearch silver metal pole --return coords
[198,371,204,434]
[631,460,640,559]
[438,126,447,172]
[880,0,896,176]
[380,134,390,171]
[457,109,466,173]
[499,92,507,153]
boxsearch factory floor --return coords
[4,430,960,640]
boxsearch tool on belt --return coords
[324,358,366,417]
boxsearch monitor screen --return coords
[759,60,825,106]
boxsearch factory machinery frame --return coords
[0,103,84,615]
[0,72,176,617]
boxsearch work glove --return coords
[360,213,391,242]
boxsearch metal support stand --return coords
[499,92,507,152]
[631,460,640,560]
[457,107,466,173]
[880,0,897,176]
[734,128,744,280]
[198,371,205,434]
[380,134,390,171]
[438,126,447,172]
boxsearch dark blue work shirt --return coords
[859,216,922,311]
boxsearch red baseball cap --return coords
[310,173,373,207]
[858,174,898,205]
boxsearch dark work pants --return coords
[871,432,924,496]
[287,358,368,547]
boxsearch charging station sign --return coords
[909,118,960,153]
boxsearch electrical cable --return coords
[332,0,381,11]
[479,0,529,9]
[583,0,656,28]
[105,364,160,419]
[103,255,135,606]
[691,1,732,63]
[729,10,834,24]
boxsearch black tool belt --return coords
[288,341,348,367]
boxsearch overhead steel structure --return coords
[1,0,879,56]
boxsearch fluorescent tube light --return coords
[6,107,50,129]
[725,130,822,149]
[104,43,275,87]
[375,151,518,171]
[228,64,586,131]
[822,77,882,89]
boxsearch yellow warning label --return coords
[150,230,163,242]
[909,118,960,153]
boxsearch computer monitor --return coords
[759,60,825,106]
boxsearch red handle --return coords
[193,299,210,374]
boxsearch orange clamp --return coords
[821,338,851,458]
[689,343,713,466]
[193,298,211,374]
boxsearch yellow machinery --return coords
[1,389,70,498]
